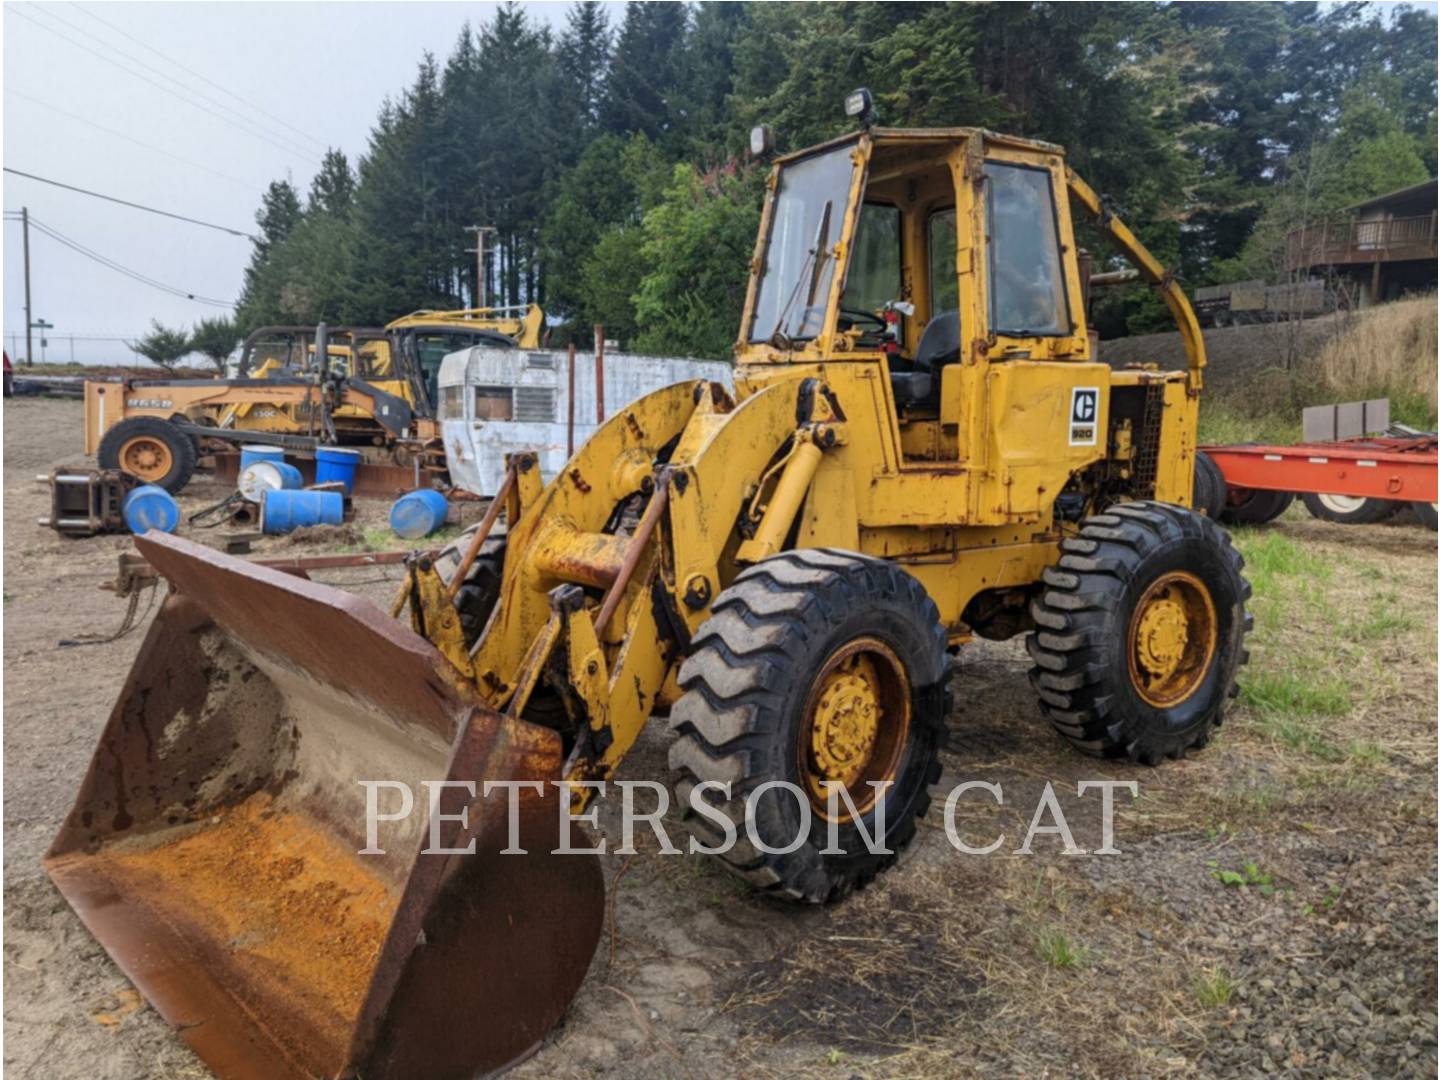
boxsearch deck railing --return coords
[1285,213,1437,270]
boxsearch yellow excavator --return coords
[48,102,1248,1078]
[85,305,545,492]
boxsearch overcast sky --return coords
[2,1,613,365]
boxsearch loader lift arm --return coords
[1067,169,1207,393]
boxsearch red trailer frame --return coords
[1202,435,1437,504]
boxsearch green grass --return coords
[1345,598,1418,642]
[1241,670,1350,719]
[1229,525,1364,759]
[1232,531,1331,593]
[1035,928,1089,969]
[1197,401,1302,446]
[1194,968,1237,1007]
[1208,861,1275,893]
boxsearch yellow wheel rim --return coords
[798,637,910,820]
[118,435,173,482]
[1127,571,1218,707]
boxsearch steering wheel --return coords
[839,307,888,333]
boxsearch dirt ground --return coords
[4,395,1436,1078]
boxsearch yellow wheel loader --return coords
[85,305,546,492]
[48,106,1249,1078]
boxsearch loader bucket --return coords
[44,533,604,1080]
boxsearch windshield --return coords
[749,145,858,343]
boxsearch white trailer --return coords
[438,345,734,495]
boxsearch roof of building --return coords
[1344,177,1437,213]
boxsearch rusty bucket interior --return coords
[44,533,603,1080]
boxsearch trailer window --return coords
[439,385,467,420]
[474,386,513,421]
[985,163,1070,336]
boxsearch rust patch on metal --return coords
[103,794,394,1025]
[45,534,606,1080]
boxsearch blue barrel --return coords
[123,484,180,535]
[240,444,285,471]
[261,489,345,534]
[316,447,363,494]
[390,489,450,539]
[238,460,303,502]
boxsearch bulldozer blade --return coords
[44,533,604,1080]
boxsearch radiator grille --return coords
[1132,381,1165,499]
[514,386,556,423]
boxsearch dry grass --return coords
[1316,295,1438,422]
[1196,294,1438,442]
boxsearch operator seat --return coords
[890,311,960,409]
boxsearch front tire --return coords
[97,416,197,493]
[1027,503,1251,764]
[668,549,948,903]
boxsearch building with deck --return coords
[1285,178,1436,306]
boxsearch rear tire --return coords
[98,416,197,493]
[1192,451,1227,519]
[1220,487,1292,525]
[1412,502,1438,531]
[668,549,947,903]
[1300,492,1400,524]
[1027,502,1251,764]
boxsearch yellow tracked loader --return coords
[49,103,1250,1078]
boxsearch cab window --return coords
[986,163,1069,336]
[928,209,958,314]
[843,203,901,317]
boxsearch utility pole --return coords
[464,225,496,310]
[21,206,33,366]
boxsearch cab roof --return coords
[773,127,1066,165]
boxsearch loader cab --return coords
[396,325,519,416]
[738,126,1094,466]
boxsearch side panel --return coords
[978,360,1109,521]
[1154,377,1197,506]
[861,361,1108,527]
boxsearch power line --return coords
[29,215,235,307]
[25,1,322,162]
[6,87,260,192]
[74,2,327,153]
[23,215,235,307]
[3,168,256,238]
[7,4,321,167]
